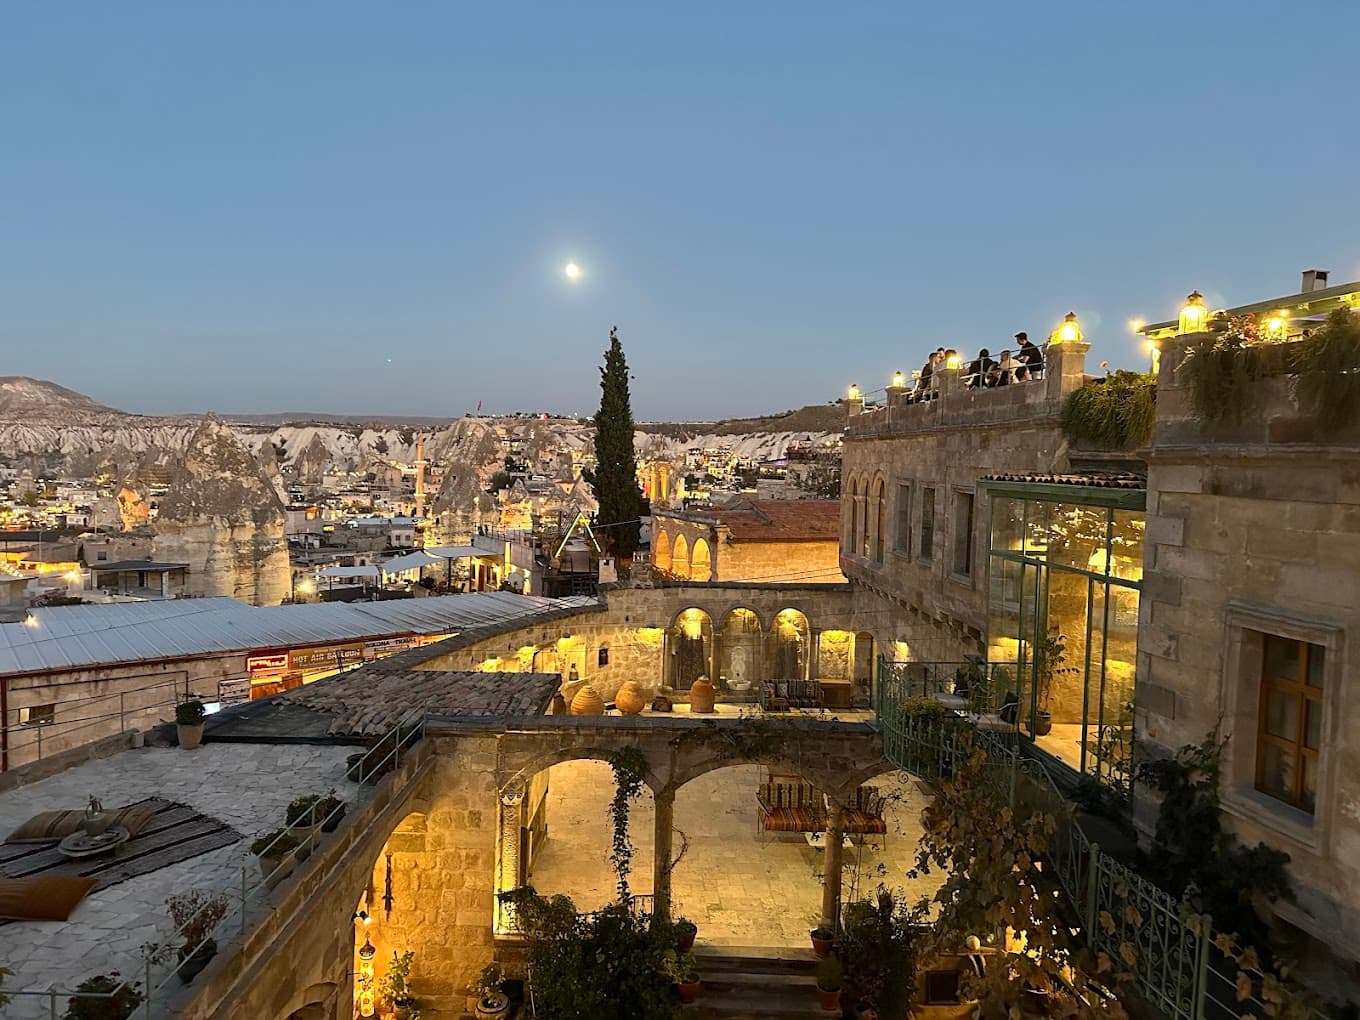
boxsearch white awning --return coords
[382,550,441,574]
[424,545,501,560]
[319,565,381,580]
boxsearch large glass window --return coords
[895,483,912,555]
[920,487,936,562]
[1256,634,1323,813]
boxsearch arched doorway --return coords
[350,812,431,1018]
[690,538,712,582]
[519,759,656,914]
[653,530,672,576]
[667,608,713,690]
[672,534,690,580]
[769,608,811,680]
[719,608,763,691]
[854,631,876,702]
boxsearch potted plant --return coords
[665,950,701,1004]
[675,916,698,953]
[63,973,143,1020]
[473,963,510,1019]
[250,829,299,884]
[377,949,417,1020]
[815,956,843,1013]
[0,965,12,1009]
[167,889,229,983]
[175,699,206,750]
[1032,633,1069,737]
[810,925,835,959]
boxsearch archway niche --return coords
[672,534,690,580]
[690,538,712,582]
[853,631,876,701]
[653,530,672,576]
[719,609,763,691]
[667,608,713,690]
[769,608,811,681]
[350,813,431,1018]
[519,759,656,914]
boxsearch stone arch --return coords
[769,607,812,680]
[872,475,887,563]
[500,745,665,797]
[847,476,862,555]
[667,606,713,689]
[278,982,339,1020]
[718,607,764,690]
[672,533,690,580]
[857,476,870,558]
[690,537,712,582]
[653,529,672,575]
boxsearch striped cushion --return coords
[3,810,85,844]
[0,875,97,920]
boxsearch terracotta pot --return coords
[816,985,842,1012]
[676,921,697,953]
[615,681,646,715]
[569,684,605,716]
[177,722,205,751]
[677,977,701,1004]
[689,676,716,713]
[651,695,673,713]
[810,929,834,958]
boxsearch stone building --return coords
[651,498,844,583]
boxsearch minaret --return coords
[414,433,427,518]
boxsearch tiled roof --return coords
[273,669,559,735]
[677,500,842,542]
[982,472,1146,490]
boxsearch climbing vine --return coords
[1062,370,1156,449]
[1295,307,1360,437]
[606,746,648,902]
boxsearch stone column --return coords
[496,785,525,932]
[653,787,676,921]
[1044,339,1090,402]
[820,799,846,930]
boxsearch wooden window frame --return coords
[1254,635,1323,813]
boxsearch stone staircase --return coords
[680,944,831,1019]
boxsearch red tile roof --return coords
[682,500,841,542]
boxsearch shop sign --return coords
[363,637,417,660]
[289,643,364,672]
[218,677,251,706]
[246,652,289,674]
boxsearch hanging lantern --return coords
[1050,311,1082,345]
[847,383,861,402]
[890,370,906,389]
[1178,291,1208,334]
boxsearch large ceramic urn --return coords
[689,675,716,714]
[615,680,646,716]
[569,683,605,716]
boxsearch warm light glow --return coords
[564,262,581,280]
[1178,291,1208,334]
[1266,310,1288,338]
[1051,311,1082,345]
[22,613,38,628]
[891,370,906,389]
[847,383,861,401]
[945,354,962,370]
[1128,318,1143,333]
[297,578,315,595]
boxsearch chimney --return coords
[1302,269,1330,293]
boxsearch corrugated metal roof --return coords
[0,592,600,677]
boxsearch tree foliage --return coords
[590,327,643,561]
[1295,307,1360,438]
[1062,371,1156,449]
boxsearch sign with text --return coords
[363,637,417,660]
[218,677,251,707]
[288,644,364,673]
[246,652,288,674]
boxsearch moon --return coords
[564,262,581,280]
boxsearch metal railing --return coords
[876,656,1329,1020]
[4,715,427,1019]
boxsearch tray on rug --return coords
[0,798,241,909]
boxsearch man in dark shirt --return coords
[1014,332,1043,380]
[965,348,996,389]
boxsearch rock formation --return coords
[152,417,290,605]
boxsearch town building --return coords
[652,498,844,583]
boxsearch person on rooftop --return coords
[991,350,1016,387]
[1014,332,1043,380]
[916,348,945,400]
[965,348,996,389]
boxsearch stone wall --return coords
[1138,337,1360,991]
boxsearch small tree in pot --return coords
[377,950,417,1020]
[815,956,843,1012]
[175,700,206,750]
[250,829,299,885]
[473,963,510,1019]
[1032,633,1071,737]
[167,889,229,984]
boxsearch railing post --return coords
[240,865,248,936]
[36,724,42,761]
[119,691,126,733]
[1084,841,1101,937]
[49,988,57,1020]
[145,955,152,1018]
[1192,913,1213,1020]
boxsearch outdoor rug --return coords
[0,799,241,913]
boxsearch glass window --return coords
[895,484,912,555]
[1048,503,1108,575]
[1256,634,1324,813]
[952,490,974,577]
[1111,510,1145,582]
[920,488,936,561]
[19,704,55,726]
[1023,499,1052,560]
[990,496,1024,554]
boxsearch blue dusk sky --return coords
[1,2,1357,420]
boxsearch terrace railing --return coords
[875,657,1327,1020]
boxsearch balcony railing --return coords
[875,657,1328,1020]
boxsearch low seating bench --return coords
[757,781,887,837]
[759,679,823,711]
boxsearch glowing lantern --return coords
[1265,310,1288,338]
[847,383,861,402]
[945,353,962,370]
[1050,312,1082,345]
[1178,291,1208,334]
[890,370,906,389]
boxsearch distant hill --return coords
[0,376,126,422]
[213,411,464,427]
[638,403,844,440]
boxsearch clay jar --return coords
[615,680,646,716]
[569,683,605,716]
[689,675,716,714]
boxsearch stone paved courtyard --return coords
[0,743,355,1019]
[527,759,943,948]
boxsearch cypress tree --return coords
[591,326,643,563]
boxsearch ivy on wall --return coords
[1062,371,1156,449]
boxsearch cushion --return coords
[113,801,159,837]
[3,810,85,844]
[0,876,98,921]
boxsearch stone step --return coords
[680,983,831,1019]
[693,945,819,976]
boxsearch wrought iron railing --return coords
[876,656,1329,1020]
